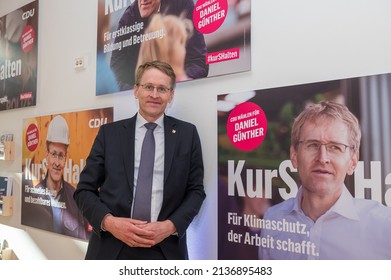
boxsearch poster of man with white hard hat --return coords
[21,107,113,240]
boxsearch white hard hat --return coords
[46,115,70,145]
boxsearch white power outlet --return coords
[74,56,87,69]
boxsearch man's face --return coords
[46,142,67,185]
[290,119,358,199]
[138,0,161,18]
[134,68,174,122]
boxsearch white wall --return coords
[1,0,391,259]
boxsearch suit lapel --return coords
[120,115,137,191]
[164,116,178,183]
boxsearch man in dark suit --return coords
[74,60,205,260]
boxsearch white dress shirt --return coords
[259,186,391,259]
[132,113,164,222]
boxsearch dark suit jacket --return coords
[74,114,205,259]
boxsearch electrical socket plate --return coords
[74,56,86,69]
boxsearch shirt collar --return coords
[292,187,303,214]
[44,175,64,199]
[136,113,164,129]
[292,185,360,221]
[329,186,360,221]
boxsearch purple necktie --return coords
[132,122,157,221]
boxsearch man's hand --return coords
[102,215,155,248]
[138,220,177,245]
[103,216,177,247]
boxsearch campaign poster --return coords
[218,74,391,259]
[96,0,251,95]
[0,1,38,111]
[21,107,113,240]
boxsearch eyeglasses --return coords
[48,151,66,162]
[298,140,354,156]
[138,83,172,95]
